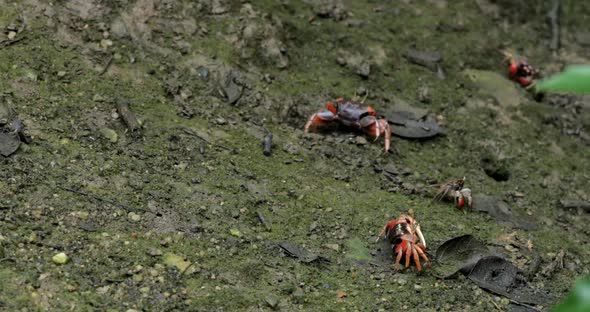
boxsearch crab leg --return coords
[415,245,430,267]
[383,121,391,152]
[304,113,319,133]
[405,241,412,267]
[374,120,381,141]
[394,248,403,271]
[304,110,338,133]
[412,245,422,271]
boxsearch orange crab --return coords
[501,51,538,88]
[378,212,430,271]
[304,98,391,152]
[433,177,473,211]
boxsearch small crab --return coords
[433,177,473,211]
[501,51,538,88]
[304,98,392,152]
[377,212,430,271]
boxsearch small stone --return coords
[356,62,371,79]
[163,253,191,272]
[100,39,113,49]
[197,67,210,81]
[500,298,510,305]
[355,136,368,145]
[133,273,144,283]
[417,86,431,103]
[52,252,69,264]
[324,243,340,251]
[414,284,422,292]
[57,71,67,78]
[128,212,141,222]
[397,278,407,286]
[148,248,162,257]
[356,87,368,96]
[264,294,279,309]
[283,143,300,155]
[215,117,227,125]
[92,94,104,102]
[7,31,16,40]
[230,229,241,237]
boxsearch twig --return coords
[116,99,142,134]
[0,36,27,48]
[178,261,195,279]
[491,300,503,311]
[559,199,590,212]
[58,186,144,212]
[181,127,233,151]
[257,211,271,232]
[546,0,561,52]
[508,299,543,312]
[99,54,114,75]
[0,257,15,263]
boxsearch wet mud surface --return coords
[0,0,589,311]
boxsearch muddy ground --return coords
[1,0,589,311]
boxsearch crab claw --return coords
[376,119,391,153]
[361,118,392,153]
[456,188,473,210]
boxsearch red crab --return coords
[377,212,430,271]
[501,51,538,88]
[433,177,473,211]
[304,98,392,152]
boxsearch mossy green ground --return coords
[1,0,589,311]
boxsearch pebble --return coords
[215,117,227,125]
[148,248,162,257]
[128,212,141,222]
[417,86,431,103]
[264,294,279,308]
[230,229,241,237]
[355,136,368,145]
[52,252,69,264]
[324,243,340,251]
[283,143,300,155]
[99,127,118,142]
[100,39,113,49]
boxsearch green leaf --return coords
[552,278,590,312]
[536,65,590,94]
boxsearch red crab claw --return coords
[304,110,337,133]
[456,188,473,211]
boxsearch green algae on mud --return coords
[1,0,589,311]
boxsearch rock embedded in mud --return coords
[0,132,20,157]
[218,69,243,105]
[404,49,443,72]
[336,50,372,79]
[128,212,141,222]
[417,86,431,103]
[354,136,368,145]
[473,195,537,230]
[99,127,118,143]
